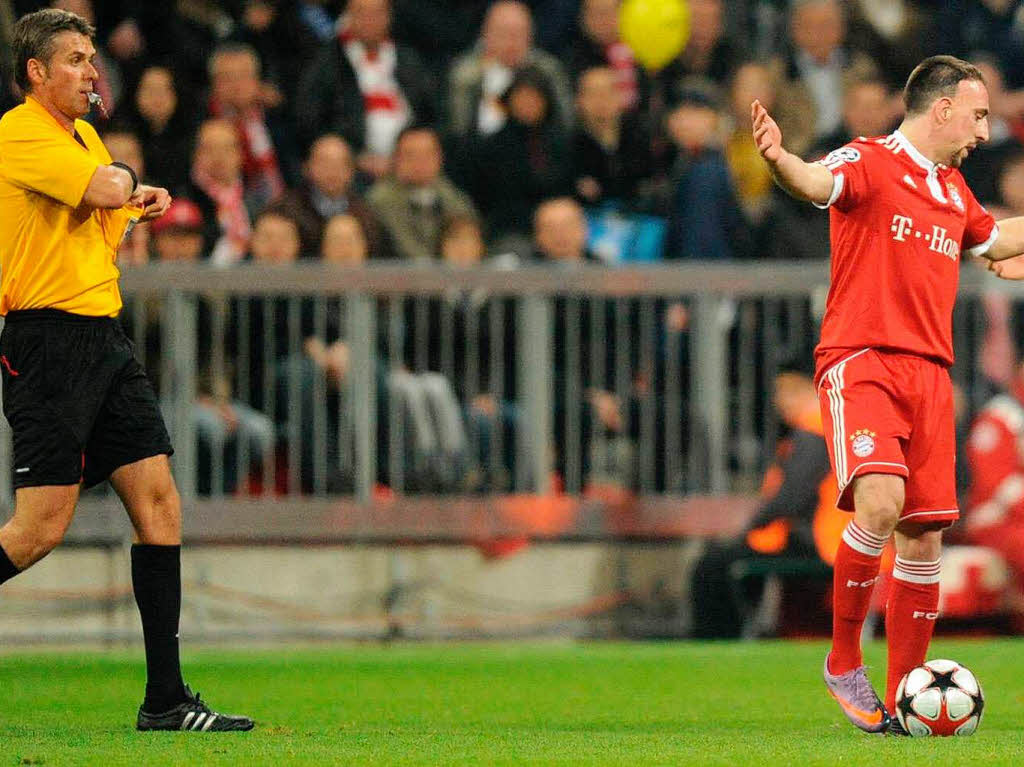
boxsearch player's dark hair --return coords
[903,55,985,115]
[12,9,94,96]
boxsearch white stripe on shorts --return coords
[827,362,848,486]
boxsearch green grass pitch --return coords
[1,639,1022,765]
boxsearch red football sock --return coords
[829,520,887,676]
[884,556,941,712]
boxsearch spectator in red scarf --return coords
[187,118,254,265]
[294,0,436,179]
[206,42,294,211]
[564,0,644,111]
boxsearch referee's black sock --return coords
[131,544,187,713]
[0,543,19,585]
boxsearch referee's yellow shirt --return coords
[0,95,141,317]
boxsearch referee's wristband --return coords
[110,161,139,195]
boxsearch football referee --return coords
[0,9,252,732]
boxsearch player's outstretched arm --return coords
[751,99,835,206]
[983,217,1024,278]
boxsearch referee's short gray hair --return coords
[12,8,94,96]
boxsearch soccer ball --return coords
[895,659,984,736]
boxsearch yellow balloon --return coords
[619,0,691,73]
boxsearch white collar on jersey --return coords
[891,130,938,171]
[890,129,948,203]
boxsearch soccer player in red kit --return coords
[753,55,1024,735]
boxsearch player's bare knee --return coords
[852,494,902,536]
[854,504,900,538]
[894,523,943,560]
[852,475,904,536]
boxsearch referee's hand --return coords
[129,185,172,222]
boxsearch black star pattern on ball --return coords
[896,692,916,720]
[927,669,984,716]
[927,670,958,691]
[899,667,985,725]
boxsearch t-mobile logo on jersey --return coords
[928,226,959,261]
[889,215,960,261]
[891,214,914,241]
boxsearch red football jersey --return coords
[813,130,998,383]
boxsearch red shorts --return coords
[816,348,958,525]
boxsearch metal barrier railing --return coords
[0,261,1014,509]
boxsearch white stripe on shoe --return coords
[202,714,218,731]
[181,712,196,731]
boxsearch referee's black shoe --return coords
[136,685,254,732]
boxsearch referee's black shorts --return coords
[0,309,173,490]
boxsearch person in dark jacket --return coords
[572,66,653,210]
[469,66,573,253]
[663,85,752,259]
[120,64,196,194]
[691,372,842,638]
[293,0,436,177]
[280,133,394,257]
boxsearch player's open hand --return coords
[131,185,172,222]
[988,254,1024,280]
[751,99,783,164]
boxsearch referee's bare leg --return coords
[112,453,182,545]
[0,484,80,570]
[0,453,180,565]
[0,455,252,730]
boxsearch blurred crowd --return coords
[8,0,1024,270]
[6,0,1024,507]
[10,0,1024,633]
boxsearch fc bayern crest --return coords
[850,429,876,458]
[947,183,964,211]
